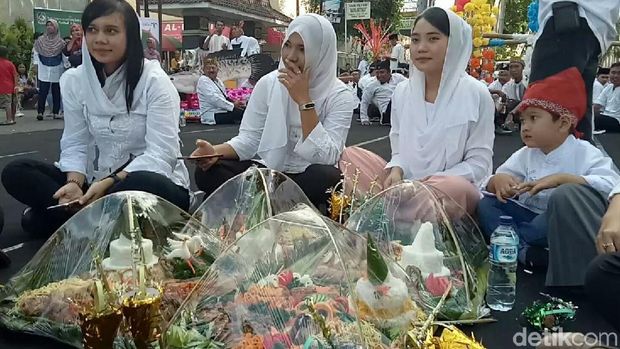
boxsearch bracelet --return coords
[299,102,315,111]
[66,178,84,190]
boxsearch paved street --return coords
[0,110,619,348]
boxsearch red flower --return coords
[278,271,294,288]
[376,284,391,297]
[425,274,451,297]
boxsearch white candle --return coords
[127,196,134,232]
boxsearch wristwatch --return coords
[106,173,123,185]
[299,102,315,111]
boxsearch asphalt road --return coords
[0,119,619,348]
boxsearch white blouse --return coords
[226,72,355,173]
[58,63,190,189]
[196,75,234,115]
[489,135,619,213]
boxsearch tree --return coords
[0,18,34,68]
[304,0,404,39]
[502,0,530,34]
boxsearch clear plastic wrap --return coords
[346,181,490,321]
[0,191,221,348]
[163,205,426,349]
[193,167,314,252]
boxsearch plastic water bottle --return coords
[486,215,518,311]
[179,111,186,127]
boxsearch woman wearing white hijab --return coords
[1,0,190,236]
[384,7,495,214]
[191,14,356,212]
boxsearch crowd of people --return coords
[1,0,620,339]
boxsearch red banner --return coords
[163,21,184,42]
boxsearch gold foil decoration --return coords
[436,325,485,349]
[122,286,163,349]
[80,280,122,349]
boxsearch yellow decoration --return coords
[463,2,475,12]
[438,326,486,349]
[473,38,483,48]
[482,38,490,46]
[492,6,499,15]
[122,287,163,349]
[473,49,482,58]
[451,5,457,12]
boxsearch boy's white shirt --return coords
[482,135,619,213]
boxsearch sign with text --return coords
[323,0,343,23]
[33,8,82,38]
[345,2,371,20]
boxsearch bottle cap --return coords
[499,215,513,226]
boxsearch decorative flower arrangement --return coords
[227,88,253,104]
[354,19,392,63]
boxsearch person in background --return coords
[170,50,182,72]
[530,0,620,141]
[358,62,376,91]
[593,62,620,133]
[190,14,355,213]
[196,58,245,125]
[1,0,190,236]
[63,23,83,68]
[359,59,406,126]
[204,20,230,54]
[593,66,609,102]
[389,33,406,74]
[488,69,513,135]
[340,62,351,75]
[478,68,619,284]
[358,56,369,76]
[15,63,37,117]
[230,23,260,57]
[0,46,17,125]
[144,37,161,61]
[34,19,64,120]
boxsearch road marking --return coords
[0,150,39,159]
[2,243,24,253]
[351,135,389,147]
[181,126,238,135]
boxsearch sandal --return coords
[0,120,16,126]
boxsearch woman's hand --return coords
[596,196,620,254]
[53,182,83,204]
[191,139,219,171]
[278,59,311,105]
[79,178,114,206]
[383,167,403,189]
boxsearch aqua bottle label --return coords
[490,244,518,263]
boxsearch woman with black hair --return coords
[1,0,190,236]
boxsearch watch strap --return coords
[299,102,315,111]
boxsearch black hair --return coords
[610,62,620,70]
[0,46,7,58]
[82,0,144,112]
[388,33,399,41]
[413,7,450,37]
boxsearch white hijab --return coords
[80,36,159,116]
[399,9,481,179]
[257,14,345,170]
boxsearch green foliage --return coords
[304,0,404,38]
[0,18,34,68]
[503,0,530,34]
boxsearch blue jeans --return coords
[477,196,548,263]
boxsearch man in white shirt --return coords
[592,66,609,102]
[358,58,369,76]
[196,59,245,125]
[360,60,406,126]
[204,21,230,54]
[389,33,406,74]
[358,63,376,91]
[594,62,620,133]
[502,59,527,102]
[230,24,261,57]
[530,0,620,141]
[488,69,513,135]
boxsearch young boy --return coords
[0,46,17,125]
[477,68,620,285]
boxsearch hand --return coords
[278,59,310,105]
[488,173,521,203]
[222,43,228,50]
[383,167,403,189]
[505,112,515,126]
[53,182,84,204]
[79,178,114,205]
[516,174,563,197]
[596,197,620,254]
[191,139,219,171]
[361,120,371,126]
[233,100,244,110]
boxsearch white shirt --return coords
[360,73,407,122]
[58,62,190,189]
[226,72,354,173]
[595,84,620,123]
[487,79,505,92]
[239,79,255,89]
[537,0,620,54]
[358,59,369,76]
[33,48,64,83]
[593,79,606,102]
[390,43,406,72]
[488,135,619,213]
[196,75,234,115]
[358,74,376,91]
[502,79,526,101]
[611,182,620,199]
[206,34,230,53]
[231,35,261,57]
